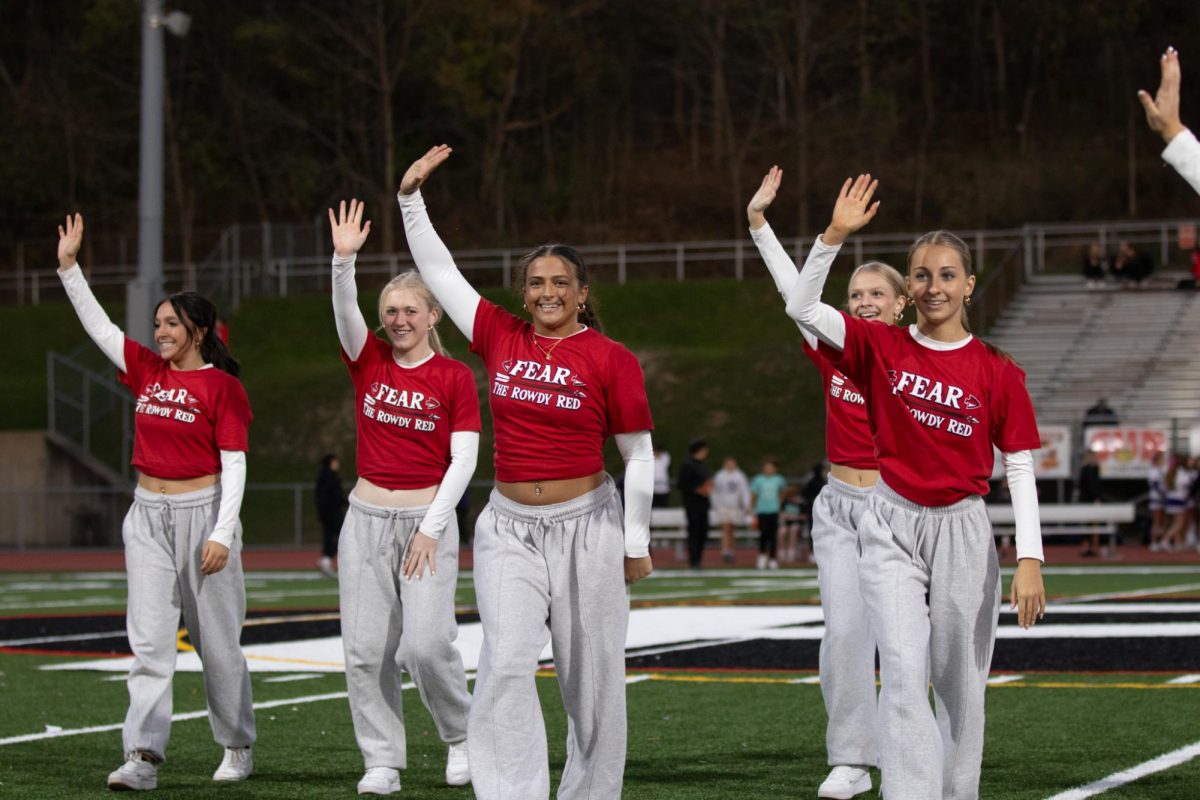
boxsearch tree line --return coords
[3,0,1199,274]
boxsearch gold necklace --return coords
[530,331,569,361]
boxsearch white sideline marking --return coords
[1167,674,1200,685]
[1043,740,1200,799]
[0,689,370,746]
[790,676,822,685]
[262,673,323,683]
[2,670,645,747]
[987,674,1025,685]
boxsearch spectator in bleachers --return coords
[1083,397,1119,427]
[1081,243,1110,287]
[1112,241,1154,286]
[711,456,752,564]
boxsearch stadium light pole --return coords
[127,0,190,346]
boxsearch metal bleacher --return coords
[987,275,1200,426]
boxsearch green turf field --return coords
[2,566,1199,798]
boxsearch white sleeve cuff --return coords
[58,264,127,371]
[784,236,846,350]
[418,430,479,539]
[1003,450,1044,562]
[616,430,654,558]
[210,450,246,549]
[397,189,482,342]
[1162,128,1200,196]
[332,253,370,359]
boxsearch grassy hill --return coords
[2,277,851,541]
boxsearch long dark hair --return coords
[516,243,603,333]
[160,291,241,377]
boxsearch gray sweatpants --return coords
[121,485,255,760]
[338,496,470,769]
[810,476,878,768]
[469,478,629,800]
[858,481,1000,800]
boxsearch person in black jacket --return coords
[678,439,712,568]
[315,453,347,577]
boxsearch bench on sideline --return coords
[649,503,1136,549]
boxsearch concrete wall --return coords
[0,431,129,548]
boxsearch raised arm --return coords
[328,199,372,359]
[746,166,816,347]
[397,145,481,341]
[785,175,881,350]
[1139,47,1200,195]
[56,213,126,371]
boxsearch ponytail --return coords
[163,292,241,377]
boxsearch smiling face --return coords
[848,270,906,325]
[380,288,438,360]
[154,300,204,368]
[907,244,976,335]
[524,255,588,335]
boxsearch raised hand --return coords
[824,174,880,247]
[328,199,371,258]
[57,213,84,270]
[747,166,782,230]
[1138,47,1186,144]
[399,144,452,196]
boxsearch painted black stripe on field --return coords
[623,636,1200,672]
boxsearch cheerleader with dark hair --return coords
[56,213,255,791]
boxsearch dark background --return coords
[3,0,1200,267]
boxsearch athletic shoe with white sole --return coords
[107,752,158,791]
[212,746,253,782]
[357,767,401,795]
[445,741,471,786]
[817,765,872,799]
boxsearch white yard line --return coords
[1167,674,1200,685]
[986,674,1025,685]
[0,630,129,648]
[1043,740,1200,799]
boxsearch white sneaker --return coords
[212,746,253,782]
[768,558,779,570]
[445,741,471,786]
[358,767,401,795]
[317,556,337,578]
[818,765,872,799]
[756,553,768,569]
[107,751,158,791]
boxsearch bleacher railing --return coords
[6,218,1197,309]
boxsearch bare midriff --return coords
[137,472,218,494]
[352,477,439,508]
[830,464,880,488]
[496,470,606,506]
